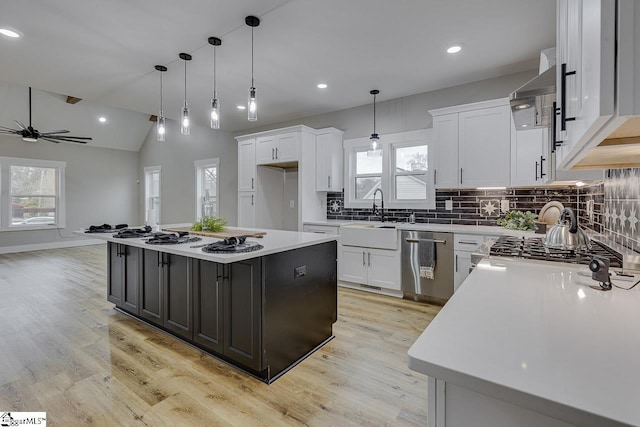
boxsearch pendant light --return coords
[208,36,222,129]
[154,65,167,141]
[179,52,192,135]
[245,15,260,122]
[367,89,381,157]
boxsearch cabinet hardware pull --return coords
[460,168,463,184]
[434,169,437,186]
[455,254,458,272]
[275,147,279,159]
[552,101,564,152]
[560,63,577,131]
[251,177,254,189]
[406,238,446,244]
[251,194,254,205]
[272,148,275,160]
[458,241,478,245]
[535,161,539,180]
[362,251,365,266]
[328,176,331,189]
[368,252,371,267]
[540,156,546,178]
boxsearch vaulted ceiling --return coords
[0,0,556,137]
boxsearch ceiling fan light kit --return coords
[154,65,168,141]
[246,15,260,122]
[0,87,92,145]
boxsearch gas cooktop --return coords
[489,235,623,269]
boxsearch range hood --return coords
[510,48,556,130]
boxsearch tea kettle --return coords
[545,207,592,251]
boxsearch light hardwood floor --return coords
[0,244,440,426]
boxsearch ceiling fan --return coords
[0,87,92,144]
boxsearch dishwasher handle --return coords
[406,238,446,244]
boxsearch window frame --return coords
[144,165,161,227]
[0,156,66,231]
[343,129,434,210]
[194,158,220,220]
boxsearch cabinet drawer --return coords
[303,224,339,234]
[454,234,485,252]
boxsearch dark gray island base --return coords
[106,240,337,383]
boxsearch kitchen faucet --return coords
[372,188,385,222]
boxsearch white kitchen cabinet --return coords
[238,138,256,192]
[453,233,496,293]
[339,245,401,291]
[432,113,459,189]
[454,252,472,293]
[256,132,299,165]
[237,192,256,228]
[315,128,344,191]
[510,121,549,187]
[430,99,511,189]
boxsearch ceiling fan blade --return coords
[41,137,61,144]
[40,130,70,135]
[44,136,88,144]
[14,120,27,130]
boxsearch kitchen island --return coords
[408,257,640,427]
[78,227,338,383]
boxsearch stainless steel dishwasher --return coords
[401,230,454,301]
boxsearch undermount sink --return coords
[341,223,398,249]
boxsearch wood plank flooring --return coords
[0,245,441,426]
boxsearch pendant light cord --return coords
[184,59,187,106]
[213,46,217,98]
[373,93,376,134]
[28,86,32,127]
[251,27,254,87]
[159,71,163,115]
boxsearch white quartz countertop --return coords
[408,258,640,427]
[75,225,338,264]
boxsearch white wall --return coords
[236,70,537,139]
[0,135,139,249]
[137,119,238,226]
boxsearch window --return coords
[0,157,66,231]
[144,166,161,227]
[194,158,220,220]
[344,130,434,210]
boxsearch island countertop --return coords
[75,225,338,264]
[408,257,640,427]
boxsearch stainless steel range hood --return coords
[509,65,556,130]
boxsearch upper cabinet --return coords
[556,0,640,170]
[256,132,299,165]
[315,128,344,192]
[430,99,511,189]
[238,138,256,192]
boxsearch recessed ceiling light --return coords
[98,116,107,123]
[237,105,246,110]
[317,83,328,89]
[0,28,21,38]
[446,44,462,54]
[521,124,528,128]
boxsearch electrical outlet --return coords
[290,200,295,208]
[294,265,306,278]
[500,199,510,213]
[445,199,453,211]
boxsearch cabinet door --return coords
[163,253,192,340]
[224,259,262,371]
[432,113,459,188]
[107,242,123,306]
[140,249,162,325]
[238,139,256,192]
[458,105,511,187]
[510,121,546,187]
[338,246,368,284]
[275,132,299,162]
[454,251,472,293]
[256,136,276,165]
[193,260,224,354]
[122,246,141,315]
[367,249,400,290]
[316,132,343,191]
[238,191,256,228]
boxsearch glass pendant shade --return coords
[248,87,257,121]
[181,104,190,135]
[157,115,166,141]
[367,134,381,157]
[210,98,220,129]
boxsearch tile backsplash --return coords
[327,187,579,226]
[598,169,640,252]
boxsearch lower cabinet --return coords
[339,245,400,290]
[107,242,141,314]
[140,249,163,324]
[192,258,262,371]
[454,251,473,293]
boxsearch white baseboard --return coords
[0,239,106,254]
